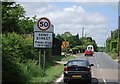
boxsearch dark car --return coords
[64,59,94,83]
[84,50,93,56]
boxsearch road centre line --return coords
[97,64,99,67]
[94,54,107,84]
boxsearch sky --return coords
[16,0,119,47]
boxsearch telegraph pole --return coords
[118,2,120,57]
[82,27,84,53]
[118,16,120,57]
[82,27,84,37]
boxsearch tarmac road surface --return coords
[55,52,120,84]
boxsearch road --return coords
[55,52,120,84]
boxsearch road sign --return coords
[62,42,69,48]
[37,17,50,31]
[34,17,54,32]
[34,32,53,48]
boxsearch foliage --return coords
[2,32,69,83]
[2,2,37,34]
[106,29,118,53]
[106,37,111,52]
[72,47,79,54]
[61,55,76,61]
[111,29,118,40]
[2,33,45,83]
[56,34,64,41]
[56,32,98,53]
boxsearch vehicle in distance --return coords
[64,59,94,83]
[84,50,93,56]
[87,45,94,54]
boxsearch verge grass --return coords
[32,55,76,83]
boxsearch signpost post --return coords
[34,17,53,71]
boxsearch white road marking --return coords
[55,74,63,83]
[94,53,107,84]
[103,78,107,84]
[97,64,99,67]
[103,52,118,65]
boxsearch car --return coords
[63,59,94,83]
[84,50,93,56]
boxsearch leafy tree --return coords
[18,16,37,34]
[106,37,111,52]
[2,2,25,33]
[111,29,118,40]
[80,37,98,52]
[56,32,98,52]
[56,34,63,41]
[61,32,72,41]
[2,2,36,34]
[106,29,118,53]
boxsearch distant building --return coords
[52,38,62,56]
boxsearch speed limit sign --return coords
[37,17,50,31]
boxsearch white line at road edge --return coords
[103,52,119,65]
[55,74,63,83]
[103,79,107,84]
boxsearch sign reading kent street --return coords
[34,32,53,48]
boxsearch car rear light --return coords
[64,67,69,71]
[86,68,91,71]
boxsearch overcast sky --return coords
[17,0,118,47]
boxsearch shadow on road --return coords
[57,78,99,84]
[92,78,99,84]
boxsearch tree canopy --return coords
[2,2,37,34]
[106,29,118,53]
[56,32,98,52]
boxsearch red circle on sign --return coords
[37,17,50,31]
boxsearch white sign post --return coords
[34,17,53,48]
[33,17,54,71]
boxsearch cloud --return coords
[18,2,113,46]
[16,0,119,2]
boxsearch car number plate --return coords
[72,75,81,78]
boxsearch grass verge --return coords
[32,55,76,83]
[107,52,120,64]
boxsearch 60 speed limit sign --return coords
[37,17,50,31]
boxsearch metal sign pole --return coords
[43,49,46,71]
[39,49,41,67]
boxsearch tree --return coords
[61,32,72,41]
[2,2,25,33]
[56,34,63,41]
[106,29,118,53]
[18,16,37,34]
[111,29,118,40]
[2,2,36,34]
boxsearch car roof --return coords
[67,59,88,62]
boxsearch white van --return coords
[87,45,94,53]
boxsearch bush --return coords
[72,47,79,54]
[2,33,45,84]
[61,48,67,52]
[111,48,117,53]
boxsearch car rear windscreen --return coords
[67,60,88,66]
